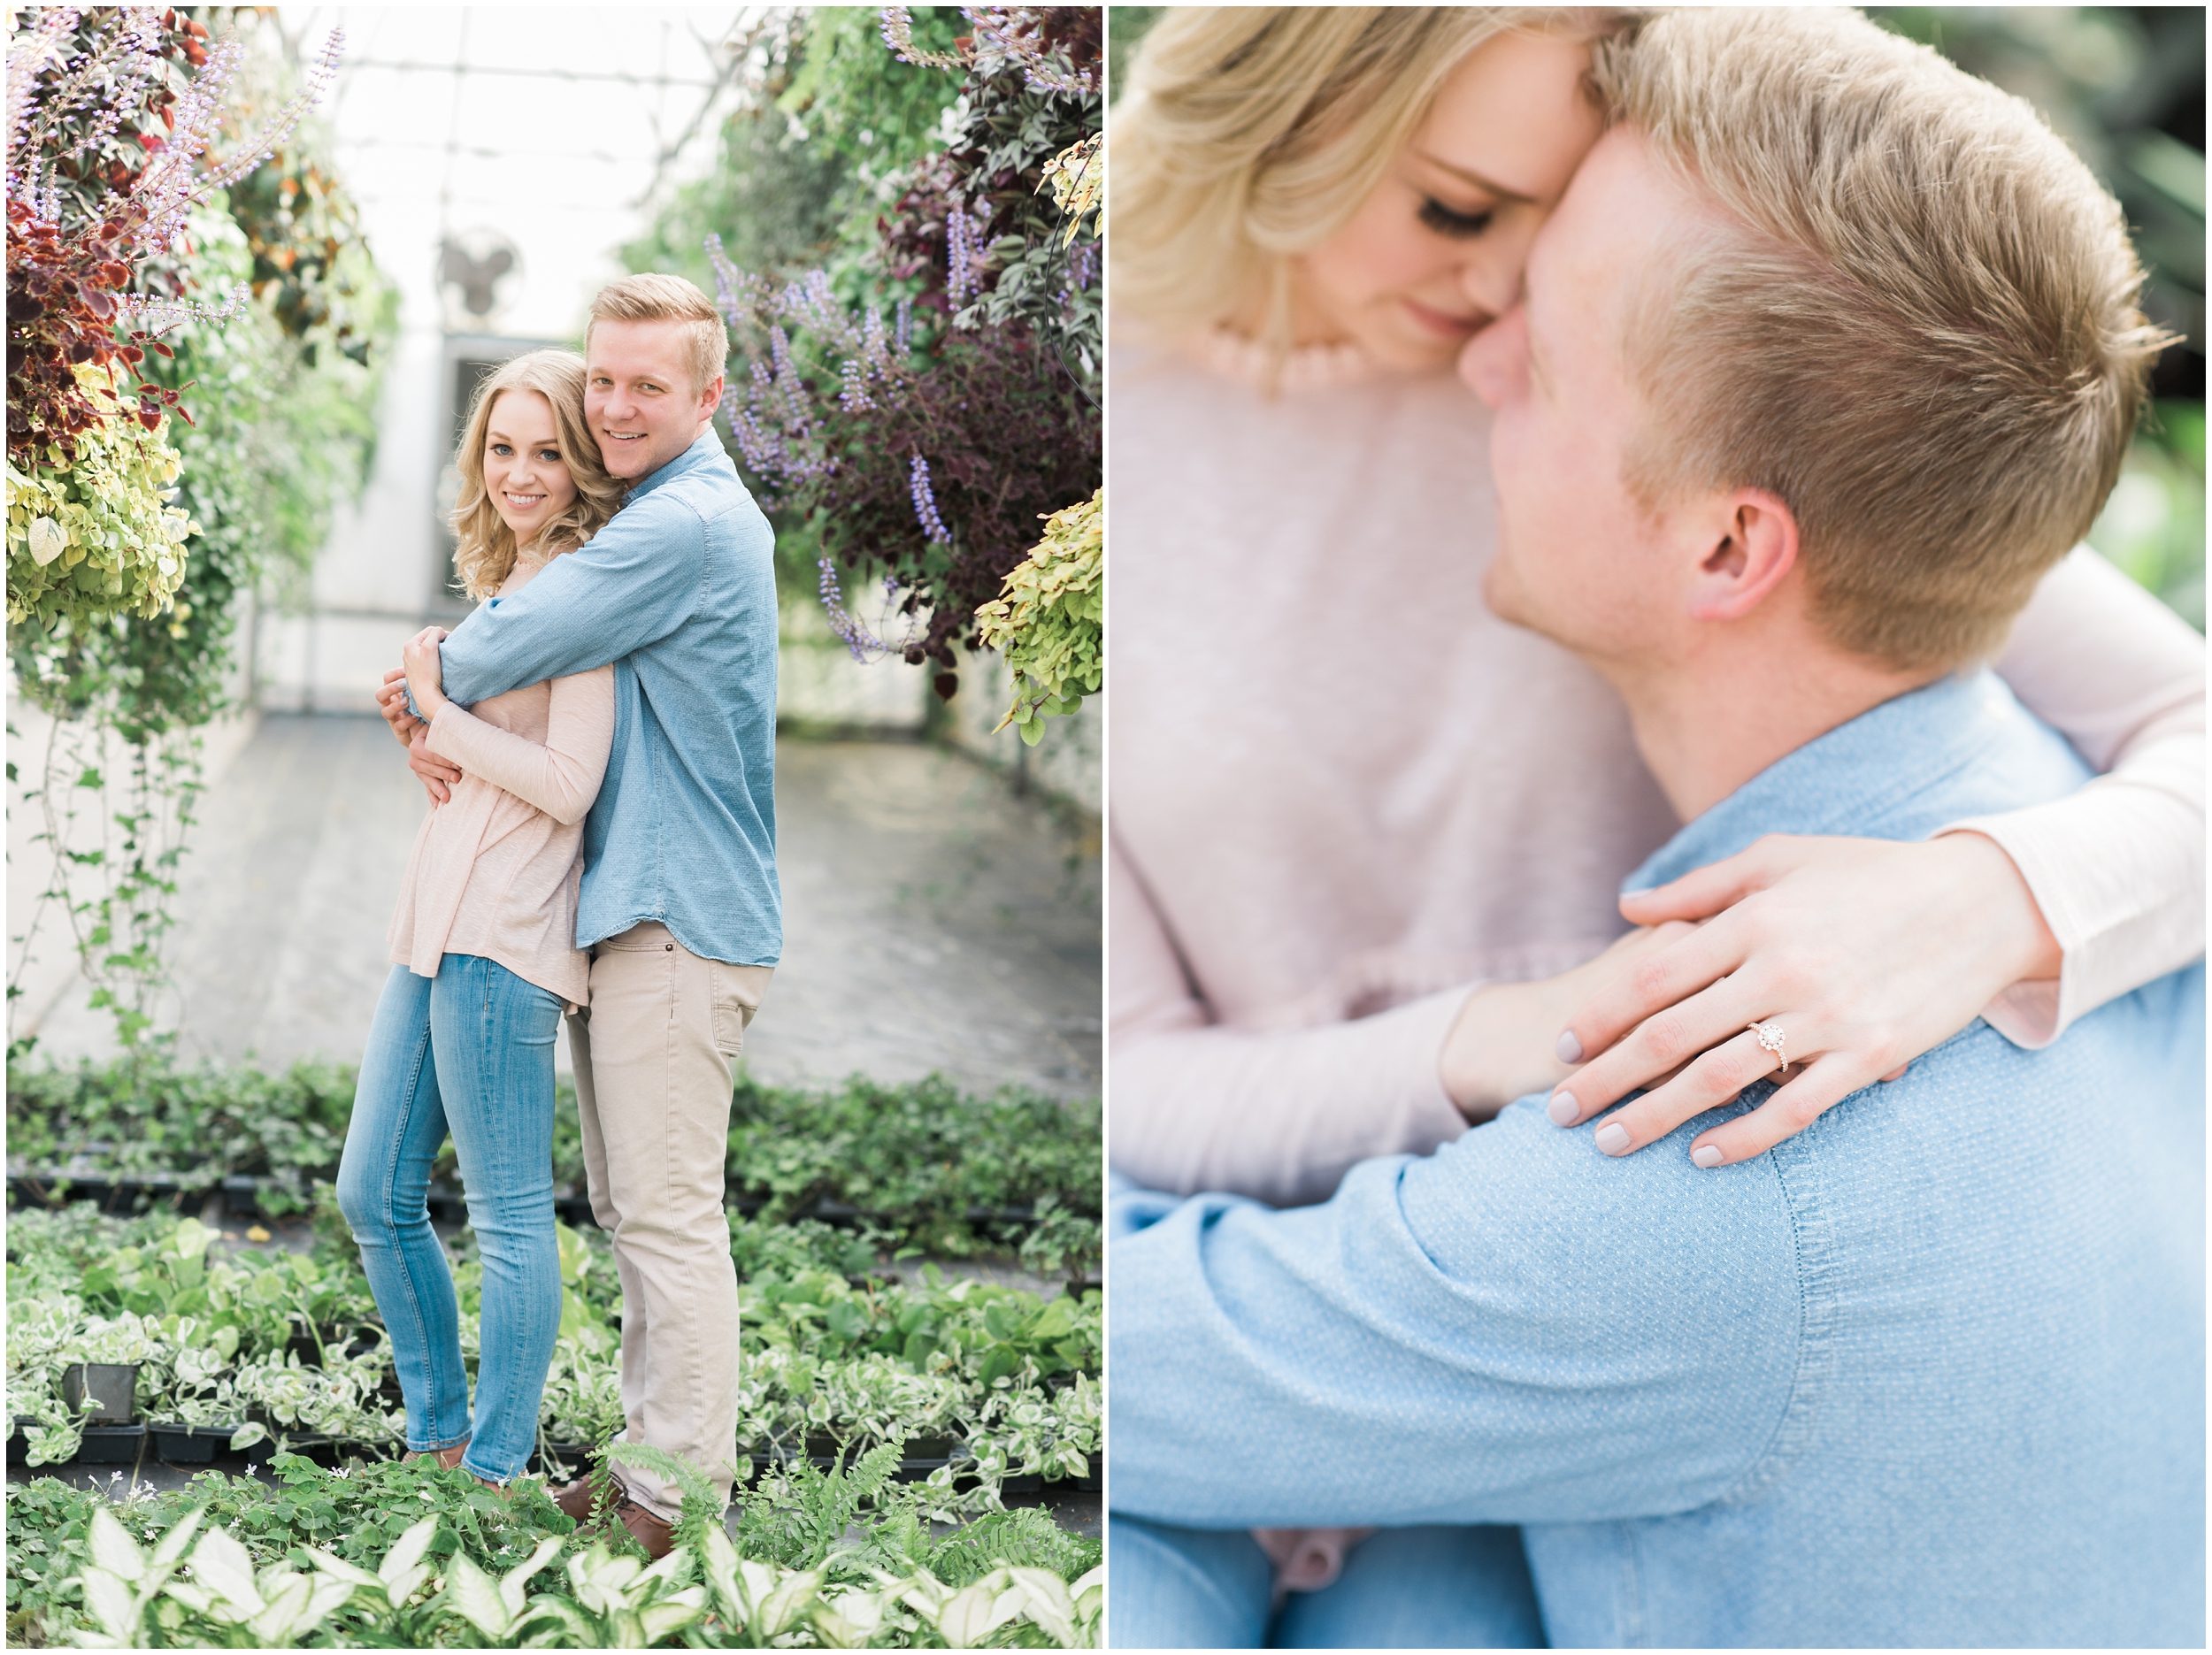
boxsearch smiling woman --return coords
[449,352,621,603]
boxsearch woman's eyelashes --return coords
[1418,196,1495,240]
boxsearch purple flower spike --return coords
[908,454,952,544]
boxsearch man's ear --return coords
[1685,488,1798,622]
[696,372,726,423]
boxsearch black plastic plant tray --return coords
[534,1441,594,1477]
[6,1415,34,1465]
[64,1363,140,1424]
[74,1424,146,1464]
[8,1172,211,1213]
[150,1423,238,1464]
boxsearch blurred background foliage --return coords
[1870,6,2205,629]
[626,7,1103,706]
[622,7,969,310]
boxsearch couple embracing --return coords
[332,274,776,1559]
[1110,6,2202,1648]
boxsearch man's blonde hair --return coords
[1113,8,1604,350]
[450,349,623,601]
[1593,9,2170,670]
[588,272,727,396]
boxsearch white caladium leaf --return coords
[378,1514,440,1603]
[1010,1567,1078,1647]
[636,1589,708,1644]
[85,1510,146,1584]
[813,1589,887,1649]
[935,1571,1021,1649]
[76,1567,141,1642]
[638,1547,695,1592]
[160,1581,213,1615]
[301,1547,383,1593]
[147,1507,206,1574]
[566,1545,647,1616]
[246,1571,313,1645]
[511,1595,593,1645]
[755,1568,825,1640]
[442,1552,515,1640]
[188,1526,265,1617]
[698,1526,747,1622]
[499,1535,565,1618]
[296,1575,358,1638]
[736,1557,780,1617]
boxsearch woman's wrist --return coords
[1938,829,2063,986]
[1440,980,1558,1121]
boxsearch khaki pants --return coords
[565,921,772,1521]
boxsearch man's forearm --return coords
[1108,1113,1799,1529]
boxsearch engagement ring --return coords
[1749,1021,1789,1071]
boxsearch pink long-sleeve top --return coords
[1110,333,2207,1211]
[385,555,616,1007]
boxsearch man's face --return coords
[1458,127,1703,672]
[584,319,724,481]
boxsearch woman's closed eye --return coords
[1418,197,1495,240]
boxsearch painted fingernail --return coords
[1594,1122,1631,1155]
[1547,1091,1580,1126]
[1555,1030,1584,1064]
[1691,1145,1724,1169]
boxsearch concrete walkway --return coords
[19,715,1100,1099]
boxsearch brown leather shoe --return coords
[403,1438,471,1471]
[615,1498,675,1560]
[553,1473,620,1525]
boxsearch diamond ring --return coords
[1748,1021,1789,1072]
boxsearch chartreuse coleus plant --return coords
[14,1447,1102,1647]
[4,364,196,631]
[973,488,1102,745]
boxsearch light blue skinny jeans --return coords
[337,957,563,1483]
[1109,1515,1544,1648]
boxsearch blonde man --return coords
[383,274,775,1556]
[1107,11,2201,1647]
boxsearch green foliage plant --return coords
[973,487,1101,743]
[707,6,1102,696]
[11,1452,1103,1646]
[5,366,195,631]
[8,14,392,1064]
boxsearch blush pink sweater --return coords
[1109,334,2208,1212]
[385,555,615,1007]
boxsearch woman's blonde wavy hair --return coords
[449,349,624,601]
[1112,8,1617,351]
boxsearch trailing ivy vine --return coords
[6,10,392,1061]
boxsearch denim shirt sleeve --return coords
[1106,1099,1806,1530]
[437,491,706,708]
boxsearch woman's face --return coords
[1294,31,1604,373]
[481,388,579,545]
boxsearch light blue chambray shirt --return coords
[1108,670,2205,1648]
[435,428,780,965]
